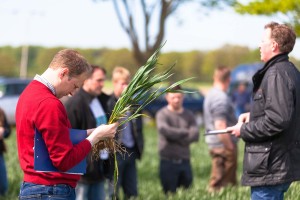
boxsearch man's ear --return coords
[59,68,69,80]
[272,40,279,52]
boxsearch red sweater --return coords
[16,80,91,187]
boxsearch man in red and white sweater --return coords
[16,49,118,199]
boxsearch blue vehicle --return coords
[229,63,263,116]
[230,63,263,93]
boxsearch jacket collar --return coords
[252,53,289,92]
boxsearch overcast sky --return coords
[0,0,299,59]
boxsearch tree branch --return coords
[150,0,172,52]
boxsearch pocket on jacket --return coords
[244,143,271,176]
[250,90,265,118]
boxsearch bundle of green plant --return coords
[91,45,193,196]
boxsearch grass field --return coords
[2,120,300,200]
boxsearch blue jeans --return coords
[251,182,291,200]
[159,159,193,194]
[0,154,8,195]
[75,181,105,200]
[19,182,76,200]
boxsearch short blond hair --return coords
[112,66,131,83]
[49,49,91,78]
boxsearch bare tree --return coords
[96,0,235,66]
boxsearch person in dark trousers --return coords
[156,85,199,194]
[107,66,144,199]
[227,22,300,200]
[16,49,118,200]
[64,65,111,200]
[0,107,11,196]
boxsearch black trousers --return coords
[159,158,193,194]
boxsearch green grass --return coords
[2,122,300,199]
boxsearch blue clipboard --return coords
[34,128,87,174]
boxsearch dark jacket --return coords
[64,88,110,184]
[240,53,300,186]
[107,94,144,159]
[0,108,11,155]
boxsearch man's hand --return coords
[87,122,119,146]
[227,122,243,138]
[238,112,250,123]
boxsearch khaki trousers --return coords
[208,147,237,191]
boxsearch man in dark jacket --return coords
[64,65,110,200]
[228,22,300,200]
[107,66,144,199]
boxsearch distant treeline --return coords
[0,45,299,82]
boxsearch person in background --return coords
[64,65,110,200]
[107,66,144,199]
[16,49,118,200]
[156,85,199,194]
[0,108,11,196]
[231,82,251,118]
[203,66,238,192]
[227,22,300,200]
